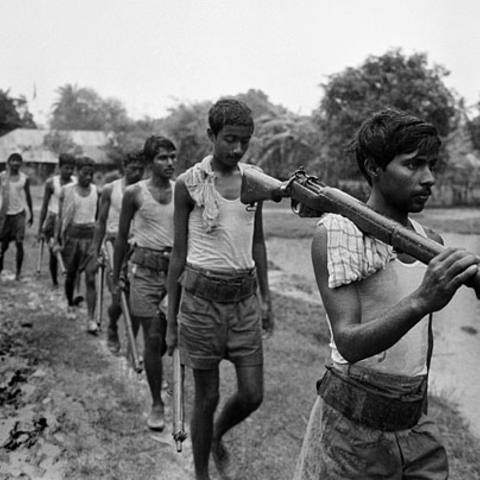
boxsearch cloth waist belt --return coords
[317,364,427,431]
[180,264,257,303]
[67,224,95,239]
[131,246,171,272]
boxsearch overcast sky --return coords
[1,0,480,125]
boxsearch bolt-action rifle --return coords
[241,167,480,299]
[172,348,187,452]
[96,250,106,329]
[104,240,143,374]
[36,238,45,276]
[54,247,67,277]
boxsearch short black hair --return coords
[208,99,254,136]
[123,149,146,167]
[7,153,22,163]
[58,153,76,167]
[143,136,176,163]
[352,108,441,185]
[75,156,95,170]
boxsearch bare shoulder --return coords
[424,226,444,245]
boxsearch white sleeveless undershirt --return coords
[6,172,27,215]
[131,180,174,250]
[187,188,255,272]
[72,186,98,225]
[49,175,76,214]
[328,219,430,377]
[106,178,125,235]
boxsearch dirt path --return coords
[0,270,196,480]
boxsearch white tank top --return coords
[72,186,98,225]
[6,172,27,215]
[106,178,125,235]
[131,180,174,250]
[187,189,255,272]
[329,220,430,377]
[49,175,76,214]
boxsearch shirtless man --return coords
[113,136,176,430]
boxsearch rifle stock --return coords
[240,167,288,205]
[105,241,143,374]
[241,168,480,299]
[56,249,67,276]
[172,348,187,452]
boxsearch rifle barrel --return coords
[172,348,186,452]
[288,175,480,299]
[105,241,143,374]
[36,239,44,275]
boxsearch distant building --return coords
[0,128,118,183]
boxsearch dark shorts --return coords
[293,398,448,480]
[0,211,26,243]
[178,288,263,370]
[62,225,95,274]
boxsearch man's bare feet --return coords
[147,404,165,431]
[212,439,235,480]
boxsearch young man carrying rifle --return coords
[0,153,34,281]
[90,151,145,353]
[55,156,99,333]
[112,136,175,431]
[167,99,273,480]
[37,153,76,287]
[293,108,479,480]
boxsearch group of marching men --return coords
[32,99,274,480]
[3,99,477,480]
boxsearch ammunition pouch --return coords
[131,246,171,272]
[180,264,257,303]
[317,365,427,431]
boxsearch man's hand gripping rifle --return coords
[104,241,143,374]
[241,167,480,299]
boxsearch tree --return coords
[51,84,133,132]
[0,89,36,136]
[162,101,212,173]
[245,112,319,179]
[467,101,480,152]
[315,49,459,182]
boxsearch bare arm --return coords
[37,179,54,238]
[112,185,138,285]
[54,188,65,246]
[312,224,479,364]
[166,176,193,354]
[24,177,34,227]
[252,201,274,334]
[91,184,112,256]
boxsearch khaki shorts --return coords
[130,263,167,318]
[293,389,448,480]
[178,288,263,370]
